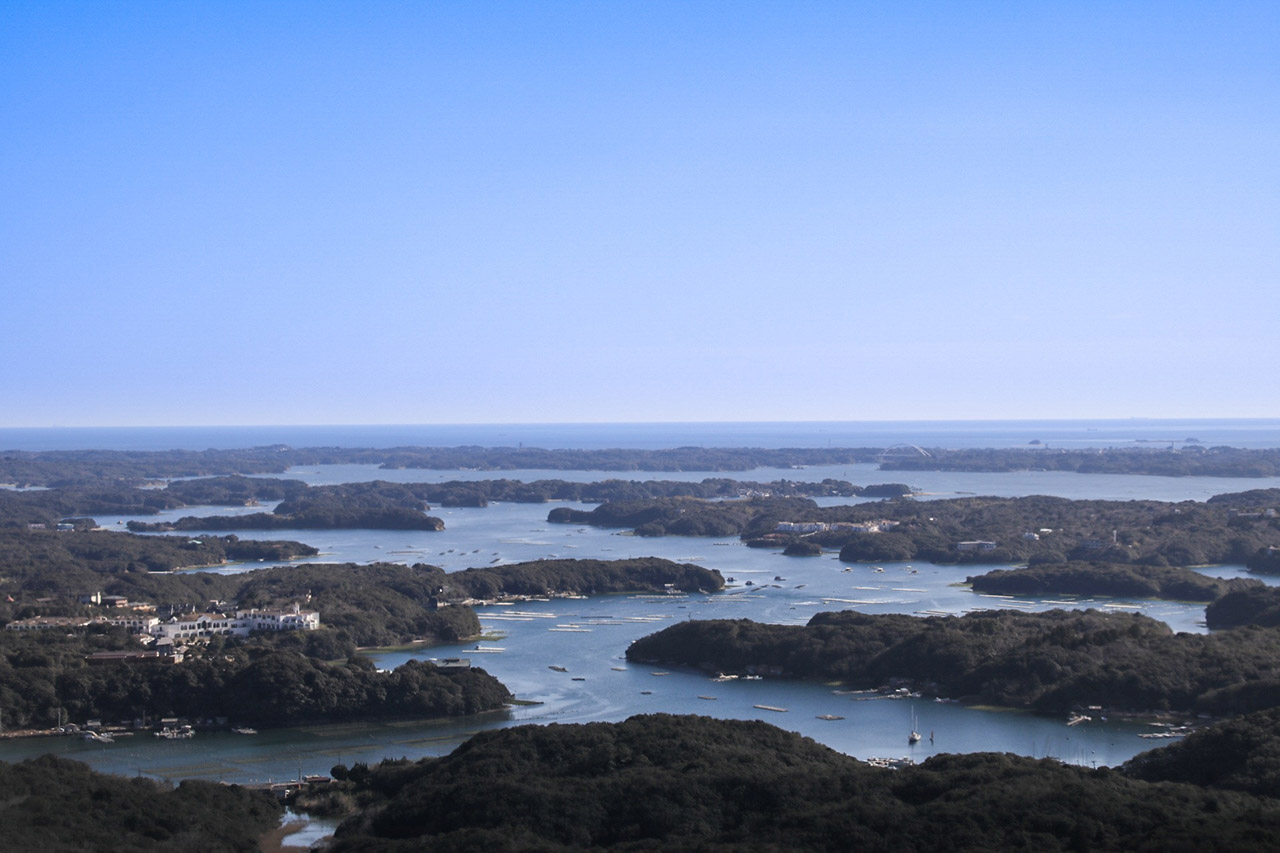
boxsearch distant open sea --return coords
[3,419,1280,452]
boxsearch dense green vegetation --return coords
[1207,488,1280,507]
[0,529,315,621]
[783,541,824,556]
[1122,707,1280,797]
[542,491,1280,570]
[7,445,1279,488]
[0,630,510,729]
[549,496,820,537]
[627,609,1280,715]
[828,495,1277,567]
[233,562,476,649]
[0,754,282,852]
[1248,548,1280,574]
[316,714,1280,851]
[967,561,1261,602]
[0,447,888,486]
[1206,586,1280,629]
[127,481,446,531]
[827,494,1280,568]
[882,445,1280,477]
[128,506,445,532]
[438,557,724,599]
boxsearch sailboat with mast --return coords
[908,707,922,745]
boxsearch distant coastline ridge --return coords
[2,418,1280,453]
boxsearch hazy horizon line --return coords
[1,416,1278,431]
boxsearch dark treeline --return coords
[0,446,887,486]
[0,529,315,617]
[830,494,1280,567]
[554,491,1280,570]
[2,476,895,530]
[0,631,511,729]
[419,475,903,505]
[626,609,1280,715]
[316,714,1280,852]
[128,479,446,531]
[549,496,821,537]
[881,445,1280,477]
[967,561,1262,602]
[0,754,283,852]
[128,507,445,532]
[233,562,481,654]
[1206,586,1280,630]
[1207,488,1280,507]
[9,444,1280,488]
[438,557,724,599]
[1122,706,1280,797]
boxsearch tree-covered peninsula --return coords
[967,561,1261,602]
[0,633,511,730]
[880,445,1280,477]
[626,609,1280,715]
[314,714,1280,852]
[0,547,723,729]
[1121,706,1280,798]
[0,754,283,852]
[1205,586,1280,630]
[0,528,315,615]
[549,491,1280,572]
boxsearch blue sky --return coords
[2,1,1276,426]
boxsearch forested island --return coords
[626,609,1280,715]
[1122,705,1280,797]
[880,445,1280,477]
[0,754,283,852]
[0,635,511,730]
[3,474,898,530]
[301,714,1280,851]
[549,491,1280,572]
[5,443,1280,487]
[967,561,1262,602]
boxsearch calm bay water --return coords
[4,421,1279,782]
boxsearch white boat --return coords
[908,708,922,744]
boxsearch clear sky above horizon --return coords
[2,1,1276,427]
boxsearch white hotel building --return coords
[151,605,320,641]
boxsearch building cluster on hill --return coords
[775,520,900,534]
[5,599,320,642]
